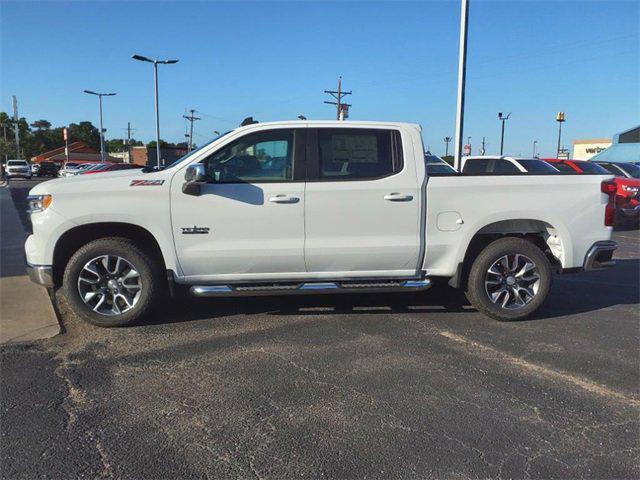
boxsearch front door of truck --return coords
[303,127,422,277]
[171,128,307,281]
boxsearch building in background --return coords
[128,146,189,167]
[590,126,640,164]
[31,142,120,164]
[572,138,612,160]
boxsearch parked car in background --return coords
[425,154,457,175]
[81,163,143,174]
[542,158,611,175]
[5,160,32,179]
[31,163,41,176]
[37,161,60,177]
[592,162,640,221]
[462,156,560,174]
[59,162,99,177]
[543,159,639,223]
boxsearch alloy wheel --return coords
[77,255,142,316]
[484,254,541,310]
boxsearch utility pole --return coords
[183,109,201,151]
[481,136,486,155]
[453,0,469,171]
[498,112,511,155]
[324,77,352,120]
[123,122,135,163]
[2,122,8,162]
[556,112,565,158]
[444,136,452,157]
[12,96,20,159]
[532,140,538,158]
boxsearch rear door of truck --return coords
[303,125,422,277]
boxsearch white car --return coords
[25,120,616,327]
[5,159,32,179]
[59,162,97,177]
[462,156,560,174]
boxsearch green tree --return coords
[146,139,176,149]
[68,121,100,150]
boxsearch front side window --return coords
[202,129,294,183]
[549,162,577,174]
[317,128,400,180]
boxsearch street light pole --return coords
[532,140,538,157]
[556,112,565,158]
[453,0,470,171]
[444,136,451,157]
[84,90,116,162]
[498,112,511,155]
[132,54,179,168]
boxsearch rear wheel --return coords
[465,237,552,321]
[63,237,162,327]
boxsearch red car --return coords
[544,158,640,222]
[81,163,143,174]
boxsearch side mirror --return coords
[182,164,210,196]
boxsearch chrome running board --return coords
[190,278,431,297]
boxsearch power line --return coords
[183,109,201,151]
[324,77,352,120]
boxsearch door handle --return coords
[268,194,300,204]
[384,192,413,202]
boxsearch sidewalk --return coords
[0,186,60,345]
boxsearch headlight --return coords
[27,195,53,213]
[622,185,639,193]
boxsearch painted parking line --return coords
[438,330,640,408]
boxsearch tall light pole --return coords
[532,140,538,157]
[444,136,452,157]
[498,112,511,155]
[556,112,565,158]
[84,90,116,162]
[132,54,179,168]
[453,0,469,171]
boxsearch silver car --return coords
[5,159,32,179]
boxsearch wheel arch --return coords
[450,218,565,289]
[52,222,167,287]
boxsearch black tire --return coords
[465,237,552,321]
[63,237,163,327]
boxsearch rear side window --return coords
[316,128,402,180]
[579,162,609,174]
[463,158,491,173]
[494,159,521,173]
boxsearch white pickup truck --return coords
[25,120,618,327]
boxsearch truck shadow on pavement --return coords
[144,258,639,327]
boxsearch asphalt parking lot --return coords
[1,177,638,479]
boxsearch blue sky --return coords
[1,1,638,157]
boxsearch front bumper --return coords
[26,263,54,288]
[583,241,617,271]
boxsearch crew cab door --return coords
[171,128,306,281]
[304,127,422,277]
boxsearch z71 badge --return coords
[130,179,165,186]
[181,226,210,235]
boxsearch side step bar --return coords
[190,279,432,297]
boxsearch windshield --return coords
[7,160,27,166]
[518,159,559,173]
[578,161,609,174]
[425,154,445,164]
[165,131,233,169]
[64,163,79,168]
[426,163,456,174]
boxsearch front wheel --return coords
[465,237,552,321]
[63,237,163,327]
